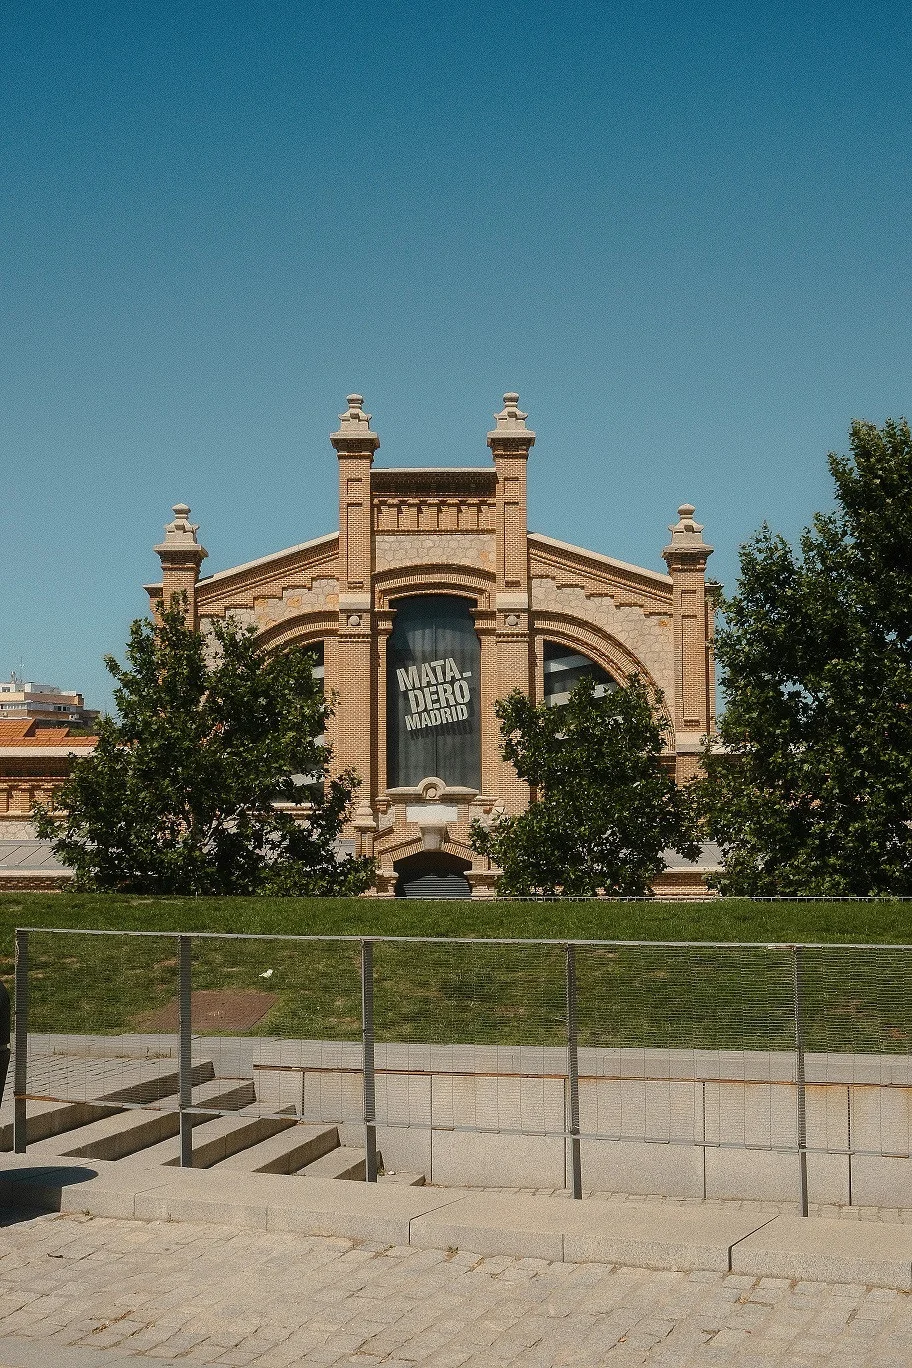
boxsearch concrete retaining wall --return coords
[245,1040,912,1204]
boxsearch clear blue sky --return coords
[3,2,910,712]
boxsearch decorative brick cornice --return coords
[372,469,497,496]
[373,563,496,610]
[374,500,496,531]
[532,612,675,732]
[197,539,339,614]
[252,611,338,652]
[532,611,651,685]
[529,533,672,610]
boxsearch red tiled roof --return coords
[0,720,36,740]
[0,719,96,746]
[2,736,96,747]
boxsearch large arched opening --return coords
[386,594,481,790]
[393,850,473,899]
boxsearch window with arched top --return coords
[386,595,481,790]
[542,640,617,707]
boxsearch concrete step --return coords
[379,1171,426,1186]
[0,1059,215,1151]
[32,1078,254,1161]
[118,1104,297,1170]
[300,1146,378,1181]
[96,1058,215,1106]
[214,1123,340,1175]
[0,1100,118,1152]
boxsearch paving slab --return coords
[731,1212,912,1289]
[409,1189,568,1260]
[562,1198,781,1271]
[6,1150,912,1289]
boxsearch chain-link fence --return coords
[9,929,912,1211]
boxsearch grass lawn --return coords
[3,892,912,1051]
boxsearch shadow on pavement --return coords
[0,1165,98,1226]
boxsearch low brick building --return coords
[0,720,96,890]
[147,394,719,896]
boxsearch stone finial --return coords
[330,393,380,453]
[662,503,713,563]
[490,392,530,432]
[154,504,207,557]
[487,391,536,450]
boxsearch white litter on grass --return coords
[259,969,274,979]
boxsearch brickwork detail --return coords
[530,579,674,701]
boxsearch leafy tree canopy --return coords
[701,418,912,895]
[35,602,374,896]
[471,674,698,896]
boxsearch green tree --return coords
[471,674,698,896]
[701,418,912,895]
[34,602,374,895]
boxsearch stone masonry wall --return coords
[374,533,496,575]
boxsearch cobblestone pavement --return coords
[1,1209,912,1367]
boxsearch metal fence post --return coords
[565,944,582,1199]
[13,929,29,1154]
[178,935,193,1168]
[792,945,809,1217]
[361,939,378,1182]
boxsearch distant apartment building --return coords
[0,675,99,731]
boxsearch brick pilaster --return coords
[488,394,535,815]
[330,396,380,847]
[662,504,714,783]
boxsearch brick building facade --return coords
[147,394,718,896]
[0,720,95,890]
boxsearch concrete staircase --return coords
[5,1058,426,1185]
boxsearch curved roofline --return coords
[529,532,673,587]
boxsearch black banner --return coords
[386,595,481,789]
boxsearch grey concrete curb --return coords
[3,1154,912,1290]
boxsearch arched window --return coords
[386,595,481,789]
[542,640,617,707]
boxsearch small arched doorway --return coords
[394,850,473,899]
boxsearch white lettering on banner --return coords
[398,657,472,734]
[397,666,421,692]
